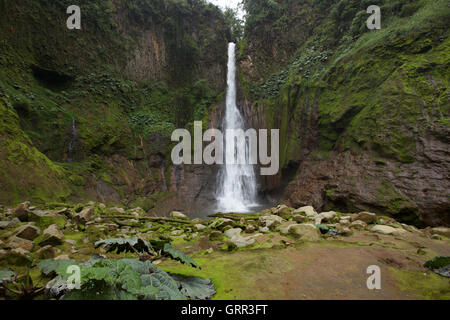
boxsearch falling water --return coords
[216,43,258,213]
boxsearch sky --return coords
[207,0,245,19]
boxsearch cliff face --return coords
[239,0,450,226]
[0,0,229,212]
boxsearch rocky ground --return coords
[0,202,449,300]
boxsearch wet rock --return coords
[350,220,367,229]
[195,224,207,231]
[15,224,41,240]
[7,236,34,251]
[170,211,188,219]
[39,224,64,246]
[36,245,60,259]
[352,212,377,224]
[73,206,94,225]
[431,227,450,238]
[259,215,285,230]
[288,224,321,241]
[293,206,317,217]
[13,202,31,221]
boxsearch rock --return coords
[259,226,269,233]
[105,207,125,215]
[208,231,223,241]
[7,236,34,251]
[224,228,242,239]
[431,227,450,238]
[0,249,6,259]
[431,234,442,240]
[13,202,30,221]
[170,211,188,219]
[278,221,297,235]
[245,224,256,233]
[350,220,367,229]
[210,218,234,230]
[292,215,306,223]
[352,212,377,224]
[15,224,41,240]
[277,207,293,219]
[293,206,317,217]
[338,227,353,236]
[170,230,183,236]
[288,224,321,241]
[259,215,285,230]
[55,254,70,260]
[224,228,262,248]
[339,219,351,226]
[36,245,60,259]
[195,224,206,231]
[73,206,95,225]
[370,225,405,236]
[5,248,33,266]
[319,211,336,221]
[39,224,64,246]
[0,218,20,229]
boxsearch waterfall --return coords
[216,43,258,213]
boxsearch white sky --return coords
[207,0,245,19]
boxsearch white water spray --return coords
[216,43,258,212]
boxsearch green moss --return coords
[390,268,450,300]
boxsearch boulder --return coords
[431,227,450,238]
[0,218,20,229]
[292,215,306,223]
[7,236,34,251]
[5,248,33,266]
[350,220,367,229]
[15,224,41,240]
[208,231,223,241]
[73,206,95,225]
[278,221,297,235]
[277,207,293,220]
[259,226,269,233]
[293,206,317,217]
[352,212,377,224]
[13,202,31,221]
[210,218,234,230]
[170,211,188,219]
[39,224,64,246]
[105,207,125,215]
[195,224,206,231]
[259,215,285,230]
[371,225,406,236]
[288,224,321,241]
[224,228,262,248]
[36,245,60,259]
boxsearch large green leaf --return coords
[94,238,153,254]
[162,243,200,268]
[171,274,216,300]
[37,259,77,276]
[0,269,16,282]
